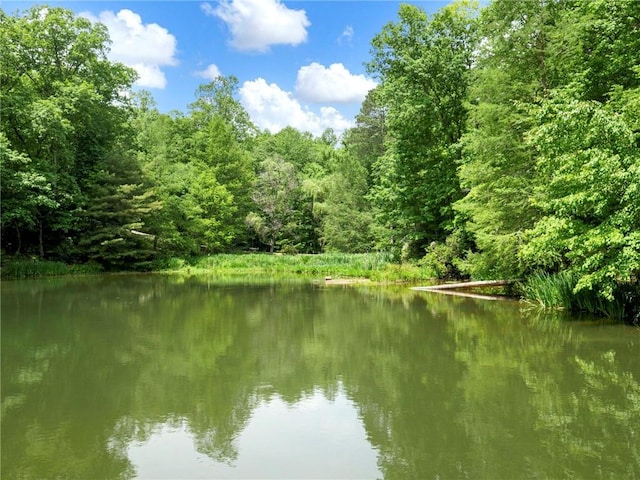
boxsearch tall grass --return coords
[521,271,626,320]
[156,252,432,282]
[1,253,436,283]
[185,252,393,275]
[1,258,102,279]
[521,271,576,309]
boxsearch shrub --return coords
[419,230,472,280]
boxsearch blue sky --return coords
[5,0,451,136]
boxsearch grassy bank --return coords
[156,252,434,283]
[1,258,103,279]
[1,253,436,283]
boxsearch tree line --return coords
[1,1,638,316]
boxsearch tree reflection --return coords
[2,275,639,479]
[533,351,640,479]
[428,293,640,479]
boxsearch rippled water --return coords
[2,274,639,479]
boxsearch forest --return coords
[1,1,639,321]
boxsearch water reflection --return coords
[127,384,380,479]
[2,274,639,479]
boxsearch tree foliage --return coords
[1,5,142,265]
[367,1,479,256]
[521,93,640,299]
[246,158,299,252]
[454,0,639,309]
[454,0,570,278]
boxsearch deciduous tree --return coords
[367,1,479,257]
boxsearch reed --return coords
[522,271,628,320]
[1,258,103,279]
[522,271,576,309]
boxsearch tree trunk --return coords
[15,225,22,255]
[38,216,44,258]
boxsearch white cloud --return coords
[295,62,377,104]
[202,0,310,52]
[337,25,354,45]
[81,9,178,89]
[239,78,353,136]
[201,2,217,16]
[131,64,167,89]
[195,64,222,81]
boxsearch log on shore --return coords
[411,279,517,291]
[411,289,510,301]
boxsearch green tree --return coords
[320,150,375,252]
[195,115,256,244]
[367,1,479,257]
[130,98,192,255]
[255,127,320,170]
[455,0,571,278]
[0,133,58,255]
[246,158,299,252]
[570,0,640,102]
[520,92,640,299]
[132,90,255,256]
[1,5,139,260]
[79,143,162,269]
[342,87,386,184]
[252,128,332,252]
[189,76,257,142]
[184,80,258,251]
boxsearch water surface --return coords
[2,274,639,479]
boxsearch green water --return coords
[2,274,639,479]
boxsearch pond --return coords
[2,274,639,479]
